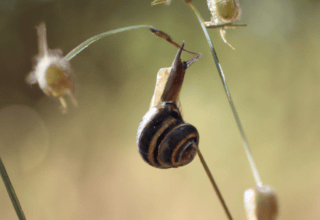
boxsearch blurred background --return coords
[0,0,319,219]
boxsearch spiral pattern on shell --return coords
[137,102,199,169]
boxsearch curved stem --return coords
[197,149,233,220]
[65,25,152,60]
[0,157,26,220]
[185,1,262,187]
[64,25,198,61]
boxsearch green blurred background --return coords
[0,0,319,219]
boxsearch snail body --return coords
[136,42,201,169]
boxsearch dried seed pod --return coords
[205,0,244,50]
[205,0,241,26]
[244,185,279,220]
[26,23,77,113]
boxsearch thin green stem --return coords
[64,25,198,61]
[0,157,26,220]
[185,2,262,187]
[64,25,153,61]
[197,149,233,220]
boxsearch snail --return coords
[136,42,201,169]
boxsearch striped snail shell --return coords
[136,102,199,169]
[136,42,201,169]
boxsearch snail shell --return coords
[136,102,199,169]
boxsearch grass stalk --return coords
[197,149,233,220]
[184,1,263,187]
[65,25,198,61]
[0,157,26,220]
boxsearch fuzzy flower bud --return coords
[26,23,77,113]
[244,185,278,220]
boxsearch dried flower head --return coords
[205,0,241,26]
[205,0,244,50]
[26,23,77,113]
[244,185,278,220]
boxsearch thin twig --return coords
[0,157,26,220]
[197,149,233,220]
[185,1,263,187]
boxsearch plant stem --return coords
[0,157,26,220]
[64,25,197,61]
[184,1,262,187]
[65,25,151,60]
[197,149,233,220]
[206,23,247,29]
